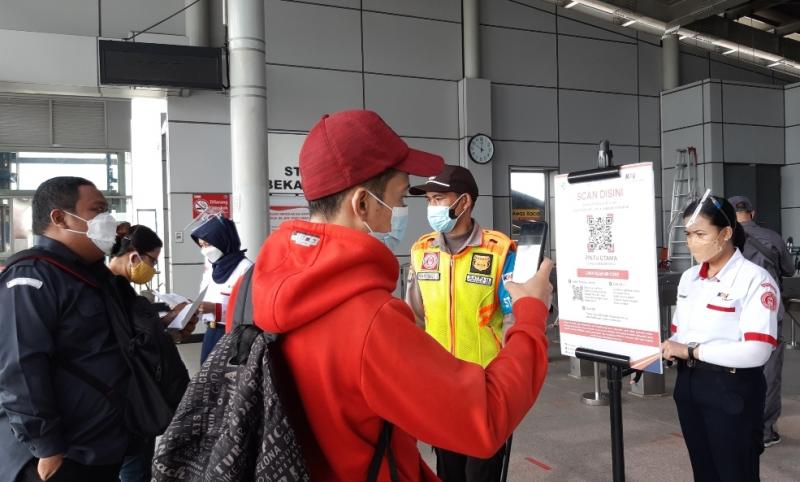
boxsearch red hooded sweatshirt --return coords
[226,220,549,481]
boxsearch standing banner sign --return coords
[555,162,662,373]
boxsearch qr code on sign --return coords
[586,214,614,253]
[572,285,584,301]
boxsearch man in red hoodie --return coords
[229,110,552,481]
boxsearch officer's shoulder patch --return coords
[761,291,777,311]
[6,277,44,289]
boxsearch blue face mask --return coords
[427,194,466,233]
[364,191,408,251]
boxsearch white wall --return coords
[0,0,184,37]
[3,0,799,292]
[481,1,665,261]
[0,0,186,95]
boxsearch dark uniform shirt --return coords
[0,236,130,480]
[741,220,795,319]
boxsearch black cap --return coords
[728,195,754,212]
[409,164,479,201]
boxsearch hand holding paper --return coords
[166,287,208,330]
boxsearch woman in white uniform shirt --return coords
[190,216,253,363]
[662,194,778,482]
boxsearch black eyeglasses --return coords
[140,253,161,273]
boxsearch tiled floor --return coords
[177,325,800,481]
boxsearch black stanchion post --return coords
[499,434,512,482]
[575,347,635,482]
[608,364,625,482]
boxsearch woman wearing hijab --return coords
[191,216,253,364]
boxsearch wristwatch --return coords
[687,342,700,367]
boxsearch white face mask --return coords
[201,245,224,263]
[63,211,118,255]
[362,191,408,251]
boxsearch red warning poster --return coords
[192,193,231,219]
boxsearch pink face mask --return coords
[686,230,725,263]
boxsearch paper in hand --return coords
[167,286,208,330]
[154,292,189,309]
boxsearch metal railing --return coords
[786,299,800,350]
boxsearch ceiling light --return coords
[622,19,637,27]
[723,48,737,55]
[767,61,782,67]
[565,1,579,8]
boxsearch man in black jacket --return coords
[0,177,130,482]
[730,195,795,448]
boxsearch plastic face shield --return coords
[685,188,732,228]
[685,189,711,228]
[184,207,226,237]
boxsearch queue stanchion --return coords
[499,434,512,482]
[575,347,642,482]
[581,362,609,406]
[786,300,800,350]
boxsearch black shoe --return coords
[764,432,781,448]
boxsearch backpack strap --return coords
[366,421,399,482]
[4,248,98,288]
[228,265,271,365]
[231,265,256,328]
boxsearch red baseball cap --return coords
[299,110,444,201]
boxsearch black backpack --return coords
[152,266,398,482]
[5,248,190,438]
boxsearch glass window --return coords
[0,150,130,262]
[510,170,547,237]
[0,197,33,255]
[8,152,116,191]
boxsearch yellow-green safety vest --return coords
[411,229,514,367]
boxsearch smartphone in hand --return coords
[512,221,548,283]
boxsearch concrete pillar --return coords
[185,0,210,47]
[228,0,269,254]
[662,34,680,90]
[463,0,480,78]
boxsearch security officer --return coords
[662,195,778,482]
[729,195,794,448]
[406,165,515,482]
[0,177,130,482]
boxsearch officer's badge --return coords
[761,291,777,311]
[422,252,439,270]
[470,253,493,274]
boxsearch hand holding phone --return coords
[504,258,554,309]
[512,221,548,283]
